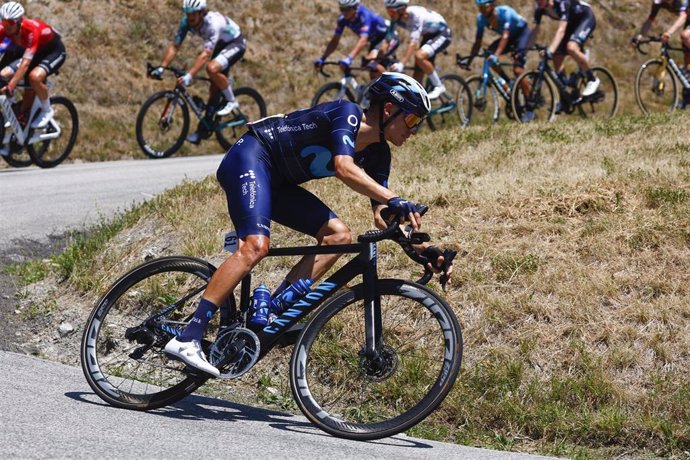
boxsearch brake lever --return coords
[439,249,457,292]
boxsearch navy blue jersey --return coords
[650,0,689,18]
[534,0,593,25]
[249,100,389,186]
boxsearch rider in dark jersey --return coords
[529,0,599,97]
[632,0,690,82]
[314,0,399,79]
[164,73,453,377]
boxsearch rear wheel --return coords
[311,82,356,107]
[27,96,79,168]
[635,59,678,114]
[511,70,557,123]
[80,256,224,410]
[215,87,267,151]
[291,279,463,440]
[136,90,190,159]
[577,66,618,119]
[426,74,471,130]
[465,75,500,125]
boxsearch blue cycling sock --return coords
[179,298,218,342]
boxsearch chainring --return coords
[209,327,260,379]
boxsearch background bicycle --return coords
[511,44,618,123]
[0,80,78,169]
[136,63,267,159]
[312,60,471,130]
[634,36,690,114]
[80,205,462,441]
[457,49,518,125]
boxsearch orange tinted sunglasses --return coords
[403,112,425,131]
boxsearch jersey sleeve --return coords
[556,1,571,21]
[328,101,362,158]
[174,17,189,46]
[533,6,544,25]
[334,16,346,36]
[409,14,424,42]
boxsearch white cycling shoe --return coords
[31,107,54,129]
[426,84,446,100]
[216,100,239,117]
[164,337,220,378]
[581,78,600,97]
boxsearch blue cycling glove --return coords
[387,197,418,216]
[314,57,326,68]
[487,54,499,66]
[338,55,353,68]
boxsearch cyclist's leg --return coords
[28,38,66,128]
[208,36,246,115]
[415,30,451,97]
[272,186,351,288]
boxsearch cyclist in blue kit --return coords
[165,72,454,377]
[314,0,399,79]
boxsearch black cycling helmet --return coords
[367,72,431,117]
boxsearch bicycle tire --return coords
[0,115,31,168]
[426,74,472,130]
[511,70,556,123]
[81,256,220,410]
[576,67,618,119]
[635,58,678,115]
[290,279,462,441]
[135,90,190,159]
[215,86,267,151]
[465,75,500,125]
[27,96,79,168]
[311,82,356,107]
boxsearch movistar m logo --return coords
[263,281,338,334]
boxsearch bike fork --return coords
[362,242,383,357]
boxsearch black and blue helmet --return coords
[367,72,431,117]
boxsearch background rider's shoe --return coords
[427,84,446,100]
[520,110,535,123]
[31,107,55,129]
[186,131,201,145]
[164,337,220,378]
[581,78,600,97]
[216,100,239,117]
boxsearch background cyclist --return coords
[632,0,690,104]
[164,73,453,377]
[463,0,530,95]
[149,0,247,144]
[314,0,399,80]
[528,0,599,98]
[0,2,66,130]
[383,0,452,100]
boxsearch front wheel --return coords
[81,256,222,410]
[511,70,557,123]
[135,90,190,159]
[635,59,678,115]
[215,86,267,151]
[577,66,618,119]
[290,279,463,441]
[465,75,500,125]
[27,96,79,168]
[311,82,356,107]
[426,74,472,130]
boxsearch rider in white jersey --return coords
[149,0,247,144]
[383,1,452,100]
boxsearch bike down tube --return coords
[252,243,367,357]
[0,95,26,145]
[362,240,383,359]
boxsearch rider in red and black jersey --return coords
[0,2,66,129]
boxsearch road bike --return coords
[0,80,78,168]
[136,63,267,159]
[312,61,472,130]
[634,36,690,114]
[457,50,519,125]
[511,45,618,123]
[80,205,462,441]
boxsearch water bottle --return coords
[496,75,510,93]
[268,278,314,322]
[248,283,272,327]
[191,95,206,112]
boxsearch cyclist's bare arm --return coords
[666,12,688,37]
[159,43,179,68]
[494,29,511,57]
[7,57,30,90]
[548,20,568,54]
[320,34,341,62]
[187,49,212,78]
[527,24,540,49]
[348,34,369,60]
[334,155,396,207]
[400,39,420,66]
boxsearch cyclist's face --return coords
[384,104,422,146]
[479,4,494,17]
[535,0,551,8]
[186,11,203,28]
[340,6,357,20]
[386,7,404,20]
[2,18,19,34]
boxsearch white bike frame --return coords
[0,83,61,148]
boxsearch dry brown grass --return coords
[8,0,681,164]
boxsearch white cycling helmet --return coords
[338,0,360,7]
[0,2,25,21]
[182,0,207,13]
[384,0,409,9]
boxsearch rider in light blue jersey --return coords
[149,0,247,144]
[464,1,530,89]
[315,0,399,79]
[163,73,453,377]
